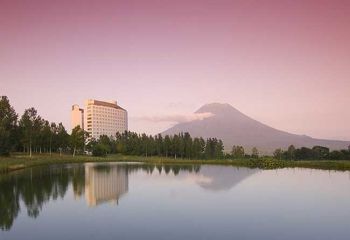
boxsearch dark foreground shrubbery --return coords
[273,145,350,161]
[247,158,286,169]
[92,144,109,157]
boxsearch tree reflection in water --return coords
[0,165,84,230]
[0,163,201,231]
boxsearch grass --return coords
[0,153,137,174]
[1,153,350,174]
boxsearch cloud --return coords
[135,112,214,123]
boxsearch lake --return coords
[1,162,350,240]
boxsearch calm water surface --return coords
[1,162,350,240]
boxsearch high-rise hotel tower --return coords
[71,99,128,140]
[71,105,84,130]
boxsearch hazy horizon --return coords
[1,0,350,140]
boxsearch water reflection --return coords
[190,166,259,191]
[0,165,83,230]
[2,164,350,240]
[85,163,128,206]
[0,163,202,231]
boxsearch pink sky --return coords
[1,0,349,140]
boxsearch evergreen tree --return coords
[273,148,283,160]
[0,96,18,156]
[19,108,42,157]
[56,123,69,156]
[163,135,171,157]
[287,145,296,160]
[251,147,259,159]
[215,140,224,159]
[231,145,245,159]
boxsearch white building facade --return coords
[71,99,128,140]
[71,104,84,130]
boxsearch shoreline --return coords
[1,153,350,174]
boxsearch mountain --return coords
[162,103,350,154]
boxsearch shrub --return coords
[92,144,109,157]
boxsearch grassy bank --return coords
[1,153,350,174]
[0,153,139,174]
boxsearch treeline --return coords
[88,134,266,159]
[0,96,85,156]
[0,96,226,159]
[1,96,350,160]
[88,131,225,159]
[273,145,350,161]
[228,145,259,159]
[228,144,350,161]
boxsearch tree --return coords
[98,135,112,154]
[203,138,223,159]
[287,145,296,160]
[92,143,109,156]
[329,150,344,160]
[49,122,58,155]
[141,133,149,157]
[172,134,181,159]
[38,120,51,154]
[56,123,69,156]
[183,132,192,159]
[231,145,245,159]
[115,132,126,153]
[70,126,87,157]
[215,139,224,159]
[163,135,171,157]
[273,148,283,160]
[155,134,163,156]
[312,146,329,160]
[204,138,213,159]
[251,147,259,158]
[192,137,205,159]
[0,96,18,156]
[295,147,314,160]
[19,108,42,157]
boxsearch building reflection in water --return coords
[0,163,256,231]
[84,163,128,207]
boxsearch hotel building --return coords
[71,104,84,130]
[71,99,128,140]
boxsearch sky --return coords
[1,0,349,140]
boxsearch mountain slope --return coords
[162,103,350,153]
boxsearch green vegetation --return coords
[1,95,350,173]
[2,153,350,175]
[70,126,88,157]
[0,96,72,157]
[92,143,109,157]
[272,145,350,161]
[87,131,225,160]
[0,96,17,156]
[0,96,226,160]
